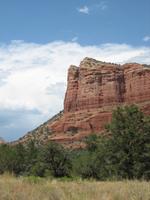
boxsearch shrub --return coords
[41,142,72,177]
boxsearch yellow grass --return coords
[0,175,150,200]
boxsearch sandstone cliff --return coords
[15,58,150,148]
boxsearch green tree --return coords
[11,144,26,175]
[41,142,72,177]
[0,143,26,175]
[79,105,150,180]
[24,140,40,175]
[77,136,114,180]
[86,134,99,152]
[106,105,150,179]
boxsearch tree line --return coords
[0,105,150,180]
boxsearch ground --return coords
[0,175,150,200]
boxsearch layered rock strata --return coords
[15,58,150,147]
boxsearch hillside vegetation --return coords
[0,105,150,180]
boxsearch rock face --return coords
[15,58,150,148]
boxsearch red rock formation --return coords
[123,63,150,104]
[64,58,125,112]
[44,58,150,147]
[16,58,150,147]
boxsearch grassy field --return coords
[0,175,150,200]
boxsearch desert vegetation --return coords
[0,105,150,199]
[0,175,150,200]
[0,105,150,181]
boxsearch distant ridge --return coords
[0,137,5,144]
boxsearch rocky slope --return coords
[15,58,150,148]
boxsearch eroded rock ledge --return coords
[14,58,150,148]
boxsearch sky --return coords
[0,0,150,141]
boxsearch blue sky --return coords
[0,0,150,141]
[0,0,150,45]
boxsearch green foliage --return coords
[106,105,150,179]
[86,134,99,152]
[41,142,72,177]
[75,136,114,180]
[0,141,72,178]
[24,140,40,175]
[73,105,150,180]
[0,144,26,175]
[0,105,149,180]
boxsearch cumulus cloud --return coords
[143,36,150,42]
[77,6,89,14]
[0,40,150,140]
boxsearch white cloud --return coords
[143,36,150,42]
[0,41,150,115]
[0,40,150,140]
[77,6,89,14]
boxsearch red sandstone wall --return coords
[16,58,150,147]
[48,58,150,143]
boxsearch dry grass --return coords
[0,174,150,200]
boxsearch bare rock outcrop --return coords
[15,58,150,148]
